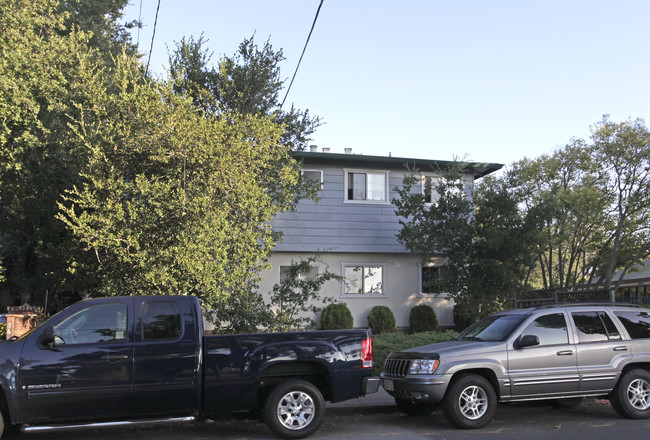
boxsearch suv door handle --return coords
[557,350,574,356]
[613,346,628,352]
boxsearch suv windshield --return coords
[457,314,527,342]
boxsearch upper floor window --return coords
[302,169,323,186]
[344,169,389,203]
[422,174,465,205]
[342,264,384,295]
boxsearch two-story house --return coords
[257,148,503,329]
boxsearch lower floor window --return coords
[421,266,443,294]
[343,265,383,295]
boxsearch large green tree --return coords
[508,116,650,292]
[394,165,534,323]
[0,0,100,305]
[57,52,302,309]
[168,34,321,151]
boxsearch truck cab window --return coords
[142,301,182,340]
[53,303,127,345]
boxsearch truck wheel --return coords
[0,411,4,438]
[610,369,650,419]
[395,399,438,416]
[442,374,497,429]
[264,379,325,439]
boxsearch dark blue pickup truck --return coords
[0,295,378,439]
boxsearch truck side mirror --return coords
[37,326,56,348]
[514,334,540,350]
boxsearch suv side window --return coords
[614,311,650,339]
[521,313,568,345]
[572,312,621,342]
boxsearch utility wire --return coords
[281,0,324,108]
[145,0,161,75]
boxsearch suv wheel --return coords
[442,374,497,429]
[610,369,650,419]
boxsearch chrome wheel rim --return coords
[627,378,650,411]
[276,391,315,430]
[459,385,489,420]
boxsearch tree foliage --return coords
[57,54,301,307]
[508,116,650,291]
[168,34,321,151]
[0,0,100,305]
[394,164,534,317]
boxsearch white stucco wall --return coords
[257,252,455,330]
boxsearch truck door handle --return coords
[613,346,628,352]
[557,350,574,356]
[102,354,129,361]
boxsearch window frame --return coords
[341,263,386,297]
[343,168,390,204]
[279,264,319,283]
[418,263,445,296]
[302,169,323,187]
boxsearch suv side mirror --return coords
[514,334,540,350]
[37,326,55,348]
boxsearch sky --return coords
[123,0,650,170]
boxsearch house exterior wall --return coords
[260,151,501,330]
[258,252,455,329]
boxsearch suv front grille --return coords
[384,359,411,377]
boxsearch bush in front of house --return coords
[320,303,354,330]
[367,305,396,334]
[373,330,458,375]
[408,304,438,333]
[453,300,480,331]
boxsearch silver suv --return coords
[380,304,650,429]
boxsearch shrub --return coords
[373,330,458,375]
[320,303,354,330]
[367,305,396,334]
[453,300,480,331]
[409,304,438,333]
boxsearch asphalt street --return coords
[8,389,650,440]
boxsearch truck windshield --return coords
[457,314,527,342]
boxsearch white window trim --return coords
[343,168,391,205]
[420,173,439,205]
[302,169,323,184]
[340,262,386,297]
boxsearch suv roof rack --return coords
[534,302,640,310]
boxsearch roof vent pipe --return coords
[345,148,352,155]
[309,145,318,152]
[322,147,330,153]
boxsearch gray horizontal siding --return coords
[272,165,412,253]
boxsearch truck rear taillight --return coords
[362,337,373,368]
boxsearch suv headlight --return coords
[409,359,440,375]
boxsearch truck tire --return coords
[264,379,325,439]
[609,369,650,419]
[442,374,497,429]
[0,411,4,438]
[395,399,438,416]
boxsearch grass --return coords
[372,330,458,375]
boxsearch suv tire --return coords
[442,374,497,429]
[610,369,650,419]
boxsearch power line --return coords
[145,0,161,75]
[281,0,324,108]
